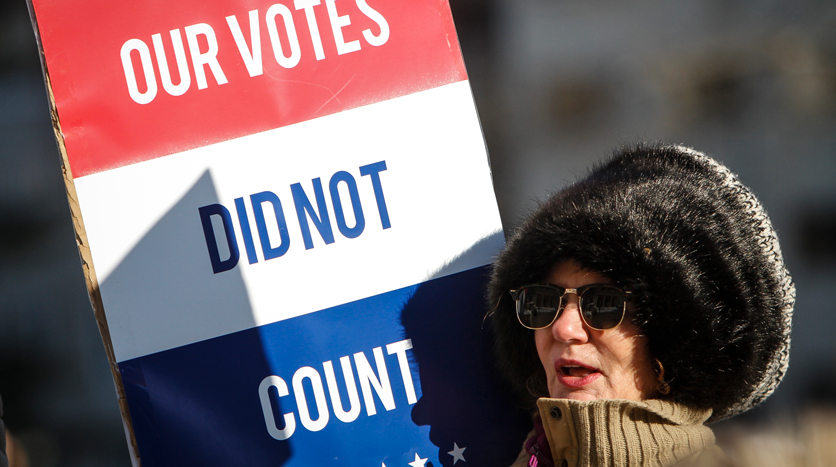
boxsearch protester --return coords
[488,144,795,467]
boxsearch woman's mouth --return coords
[555,359,601,387]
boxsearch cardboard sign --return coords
[30,0,530,465]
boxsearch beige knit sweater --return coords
[511,398,729,467]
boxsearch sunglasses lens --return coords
[580,287,626,329]
[516,286,563,329]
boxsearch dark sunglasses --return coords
[509,283,632,331]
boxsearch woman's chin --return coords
[548,371,608,400]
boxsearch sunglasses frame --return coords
[509,283,632,331]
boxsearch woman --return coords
[488,144,795,467]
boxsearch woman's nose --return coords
[551,296,589,343]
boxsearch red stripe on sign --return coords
[33,0,466,178]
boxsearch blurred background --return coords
[1,0,835,465]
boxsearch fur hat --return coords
[488,143,795,422]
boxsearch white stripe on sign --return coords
[74,81,502,362]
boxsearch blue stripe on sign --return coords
[120,265,530,467]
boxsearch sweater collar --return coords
[535,398,714,467]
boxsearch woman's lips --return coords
[555,359,601,388]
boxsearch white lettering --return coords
[386,339,417,404]
[259,376,297,440]
[184,23,228,89]
[292,366,330,432]
[152,30,191,97]
[226,10,263,77]
[294,0,326,60]
[354,346,395,416]
[266,4,302,68]
[326,0,360,55]
[323,357,361,423]
[121,2,393,104]
[257,339,414,440]
[355,0,389,46]
[120,38,158,104]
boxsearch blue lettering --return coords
[359,161,391,229]
[198,203,240,274]
[235,197,259,265]
[199,161,392,272]
[329,171,365,239]
[251,191,292,260]
[291,178,335,250]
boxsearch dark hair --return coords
[488,144,794,422]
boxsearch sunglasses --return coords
[509,284,632,331]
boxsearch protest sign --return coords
[29,0,530,465]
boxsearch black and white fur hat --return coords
[488,144,795,422]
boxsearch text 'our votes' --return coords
[121,0,389,104]
[199,160,390,274]
[260,339,416,441]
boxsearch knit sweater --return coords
[511,398,728,467]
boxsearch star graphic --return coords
[448,443,466,464]
[408,453,428,467]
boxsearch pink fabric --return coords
[524,417,554,467]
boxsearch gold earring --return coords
[654,358,671,395]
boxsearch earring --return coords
[654,358,671,395]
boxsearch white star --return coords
[448,443,466,464]
[408,453,428,467]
